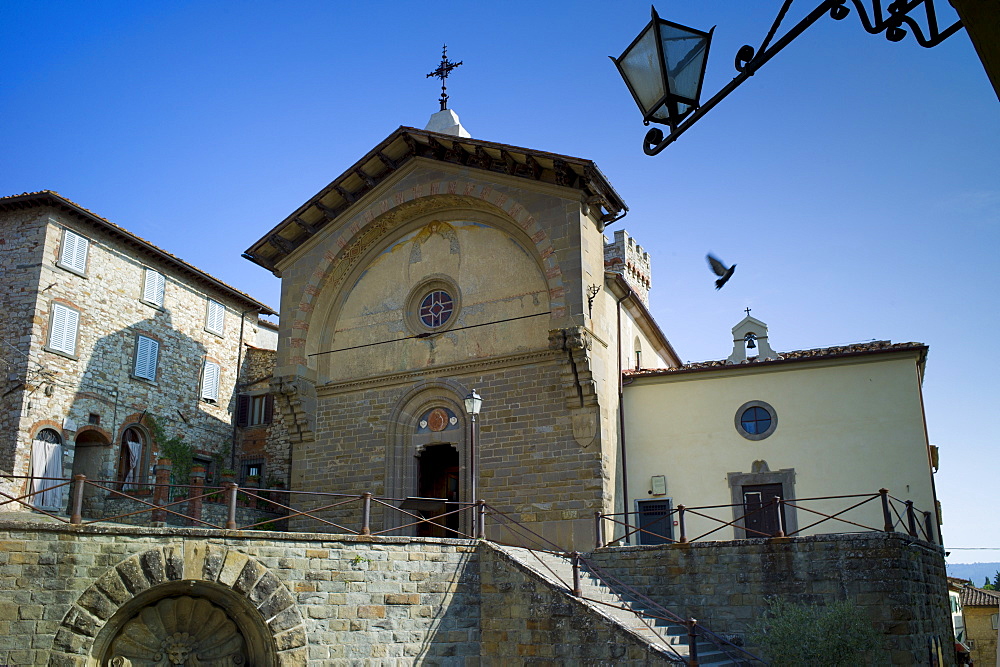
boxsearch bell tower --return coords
[727,313,778,363]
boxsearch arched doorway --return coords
[29,427,63,510]
[117,424,149,491]
[70,429,110,516]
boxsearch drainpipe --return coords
[616,290,633,540]
[230,310,249,471]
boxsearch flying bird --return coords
[706,254,736,290]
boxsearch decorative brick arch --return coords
[285,181,567,367]
[50,543,306,665]
[73,425,112,444]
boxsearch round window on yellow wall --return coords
[735,400,778,441]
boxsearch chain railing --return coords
[597,488,938,548]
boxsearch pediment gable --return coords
[243,127,627,274]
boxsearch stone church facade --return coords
[244,126,679,547]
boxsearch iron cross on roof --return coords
[426,45,463,111]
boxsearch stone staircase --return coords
[494,545,748,665]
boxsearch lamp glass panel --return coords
[660,24,709,102]
[618,24,665,115]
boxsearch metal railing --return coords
[597,488,937,548]
[483,503,765,664]
[0,473,488,537]
[3,475,936,665]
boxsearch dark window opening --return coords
[237,394,274,427]
[241,458,264,485]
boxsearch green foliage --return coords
[984,572,999,590]
[148,415,193,486]
[747,598,885,666]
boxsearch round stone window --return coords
[419,290,454,329]
[405,276,461,335]
[735,401,778,441]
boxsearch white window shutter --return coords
[134,336,159,380]
[201,361,220,400]
[206,300,225,334]
[143,270,165,306]
[60,230,89,273]
[48,304,79,355]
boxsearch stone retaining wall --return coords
[588,532,952,665]
[0,519,952,665]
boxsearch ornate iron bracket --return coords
[644,0,963,155]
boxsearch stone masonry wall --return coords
[1,204,267,513]
[0,209,47,476]
[305,358,607,549]
[479,544,671,664]
[0,520,953,665]
[237,345,291,487]
[0,521,481,665]
[587,532,953,665]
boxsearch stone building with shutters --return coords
[233,319,291,489]
[243,110,680,547]
[0,191,275,513]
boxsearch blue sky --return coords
[2,1,997,562]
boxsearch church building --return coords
[244,108,679,547]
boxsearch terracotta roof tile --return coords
[960,586,1000,607]
[625,340,927,378]
[0,191,275,314]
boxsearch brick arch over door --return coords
[284,183,567,368]
[50,543,306,665]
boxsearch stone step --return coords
[495,545,745,665]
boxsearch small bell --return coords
[745,333,757,349]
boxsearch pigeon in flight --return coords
[706,254,736,290]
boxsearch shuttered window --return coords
[59,229,89,274]
[48,304,79,355]
[237,394,274,427]
[142,269,165,307]
[201,361,221,401]
[133,335,159,381]
[205,299,225,335]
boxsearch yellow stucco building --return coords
[623,314,940,544]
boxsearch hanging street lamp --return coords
[609,7,713,134]
[613,2,965,156]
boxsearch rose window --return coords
[419,290,454,329]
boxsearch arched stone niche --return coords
[50,543,306,666]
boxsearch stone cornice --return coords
[316,348,562,396]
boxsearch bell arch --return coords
[52,544,306,665]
